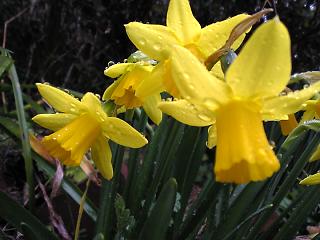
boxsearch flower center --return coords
[111,68,145,108]
[42,114,101,166]
[215,100,280,183]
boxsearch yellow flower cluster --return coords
[33,0,320,184]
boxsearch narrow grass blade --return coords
[7,60,34,211]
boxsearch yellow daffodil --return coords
[103,62,162,125]
[159,18,320,184]
[125,0,249,98]
[32,83,148,180]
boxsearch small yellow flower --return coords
[125,0,249,98]
[159,18,320,184]
[103,62,162,125]
[32,83,148,180]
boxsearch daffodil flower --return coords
[159,18,320,184]
[32,83,148,180]
[103,62,162,125]
[125,0,249,97]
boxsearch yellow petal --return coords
[143,94,162,125]
[102,117,148,148]
[170,45,231,108]
[102,80,121,101]
[125,22,179,61]
[81,93,108,122]
[42,114,101,166]
[207,124,217,149]
[136,62,166,99]
[279,114,298,136]
[197,14,250,58]
[310,144,320,162]
[226,18,291,99]
[300,173,320,185]
[300,109,316,123]
[36,83,83,114]
[210,61,224,80]
[158,100,214,127]
[32,113,77,131]
[104,63,133,78]
[166,0,201,43]
[262,81,320,118]
[91,136,113,180]
[215,100,280,183]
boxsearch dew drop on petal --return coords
[198,113,211,122]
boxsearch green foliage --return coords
[2,15,320,240]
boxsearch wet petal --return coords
[102,117,148,148]
[210,61,224,80]
[170,45,231,108]
[166,0,201,43]
[226,18,291,99]
[136,62,166,99]
[158,100,214,127]
[262,81,320,118]
[91,136,113,180]
[104,63,133,78]
[125,22,179,61]
[143,94,162,125]
[36,83,83,114]
[197,14,249,58]
[81,93,108,122]
[102,80,121,101]
[32,113,77,131]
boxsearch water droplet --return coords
[95,94,101,99]
[309,3,317,11]
[108,61,115,67]
[139,38,146,46]
[153,43,161,51]
[203,98,216,110]
[198,113,211,122]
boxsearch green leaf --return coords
[138,178,177,240]
[273,186,320,240]
[0,50,12,77]
[21,222,43,240]
[128,115,170,215]
[0,191,58,240]
[0,116,98,221]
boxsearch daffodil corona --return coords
[125,0,249,98]
[159,18,320,183]
[33,83,148,180]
